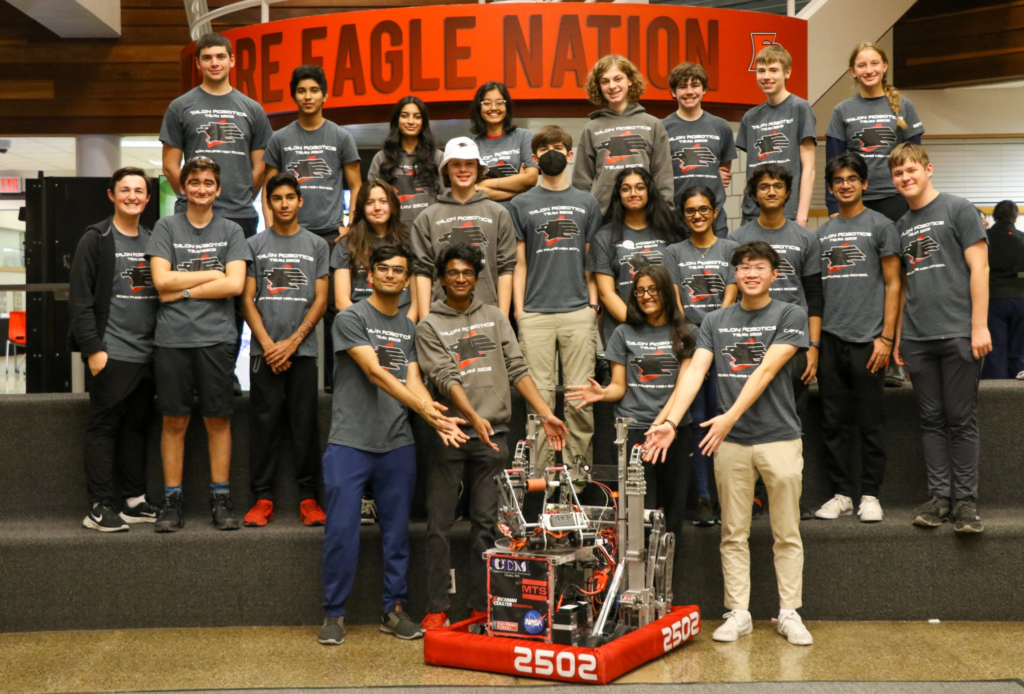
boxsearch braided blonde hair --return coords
[849,42,906,130]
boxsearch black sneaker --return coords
[211,493,242,530]
[324,384,334,394]
[952,498,984,533]
[120,499,159,524]
[155,492,184,533]
[83,503,129,533]
[692,498,717,527]
[232,375,243,397]
[913,497,951,528]
[799,499,814,521]
[318,616,345,645]
[381,602,423,640]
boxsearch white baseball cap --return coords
[440,136,488,178]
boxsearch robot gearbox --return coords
[423,417,701,684]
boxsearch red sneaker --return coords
[470,609,488,622]
[420,611,450,631]
[244,499,273,527]
[300,499,326,526]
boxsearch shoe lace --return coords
[361,498,375,513]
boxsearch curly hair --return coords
[585,55,646,107]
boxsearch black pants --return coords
[83,359,155,506]
[426,434,507,614]
[864,195,910,224]
[311,228,339,388]
[227,216,260,368]
[628,426,692,534]
[818,333,887,497]
[249,355,321,501]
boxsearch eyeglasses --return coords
[831,175,862,187]
[481,100,507,108]
[735,263,773,274]
[374,264,408,277]
[757,182,786,193]
[684,205,713,217]
[444,269,477,280]
[634,287,660,297]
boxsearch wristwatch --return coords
[182,288,191,299]
[590,303,602,315]
[809,341,821,349]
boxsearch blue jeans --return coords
[690,361,719,503]
[321,443,416,618]
[981,297,1024,379]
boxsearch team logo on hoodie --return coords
[682,271,726,301]
[177,255,225,272]
[286,156,332,182]
[673,144,716,173]
[376,342,408,372]
[536,217,581,246]
[598,132,648,164]
[394,167,429,204]
[722,338,767,372]
[447,330,498,370]
[196,120,244,147]
[264,264,308,294]
[619,249,664,278]
[631,350,680,381]
[822,243,867,273]
[905,234,940,268]
[121,263,153,293]
[440,222,488,247]
[853,124,897,152]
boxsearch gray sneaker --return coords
[952,499,984,533]
[318,616,345,646]
[381,602,423,640]
[913,497,951,528]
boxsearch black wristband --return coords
[666,420,678,432]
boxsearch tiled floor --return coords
[2,621,1023,693]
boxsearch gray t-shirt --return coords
[159,87,272,218]
[246,227,330,358]
[664,238,738,325]
[475,128,538,180]
[698,300,808,445]
[586,225,671,343]
[368,148,445,225]
[896,193,988,341]
[605,321,695,428]
[262,120,360,232]
[509,185,602,313]
[730,219,822,312]
[330,233,412,309]
[736,94,816,220]
[818,208,901,343]
[827,95,924,201]
[146,213,250,348]
[330,299,418,453]
[662,111,736,229]
[105,227,159,363]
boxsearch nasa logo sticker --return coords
[523,609,545,634]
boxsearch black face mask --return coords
[538,150,568,176]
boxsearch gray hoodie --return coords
[572,103,675,214]
[416,298,529,432]
[410,190,517,306]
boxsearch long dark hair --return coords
[345,178,408,274]
[604,167,685,247]
[679,185,718,234]
[625,264,694,361]
[469,81,516,136]
[379,96,440,192]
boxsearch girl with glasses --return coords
[469,81,538,206]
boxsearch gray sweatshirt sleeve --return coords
[499,314,530,387]
[410,215,435,278]
[650,120,676,209]
[496,207,517,276]
[415,319,463,397]
[572,125,597,194]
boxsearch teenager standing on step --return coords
[470,82,538,207]
[71,167,160,533]
[813,153,901,524]
[242,174,329,528]
[981,200,1024,380]
[889,143,990,534]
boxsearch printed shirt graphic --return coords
[662,112,737,213]
[368,148,445,225]
[447,329,499,370]
[159,87,272,218]
[263,121,359,231]
[246,228,330,358]
[665,238,738,325]
[818,208,900,343]
[605,322,694,427]
[509,186,602,313]
[737,94,816,220]
[731,219,822,312]
[828,94,924,201]
[105,228,159,363]
[330,234,412,310]
[145,214,250,348]
[896,193,988,341]
[587,225,670,342]
[330,299,417,453]
[475,128,538,180]
[698,300,809,444]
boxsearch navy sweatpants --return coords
[321,443,416,618]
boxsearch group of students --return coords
[68,31,999,651]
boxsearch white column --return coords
[75,135,121,177]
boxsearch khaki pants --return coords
[715,439,804,611]
[516,308,597,471]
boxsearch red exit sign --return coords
[0,177,22,194]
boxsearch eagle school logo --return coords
[177,255,225,272]
[749,33,781,71]
[631,350,679,382]
[822,242,867,273]
[775,257,796,278]
[755,131,789,160]
[264,264,308,294]
[682,270,726,301]
[722,338,767,372]
[619,249,664,278]
[286,156,332,182]
[394,167,428,203]
[439,222,488,247]
[536,216,581,246]
[598,132,647,164]
[447,330,498,370]
[196,120,244,147]
[487,161,519,178]
[375,342,408,371]
[121,263,153,293]
[673,144,716,173]
[906,234,940,267]
[853,124,897,152]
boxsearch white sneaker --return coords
[858,495,884,523]
[776,611,813,646]
[814,494,853,520]
[712,610,753,642]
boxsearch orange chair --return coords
[6,310,26,377]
